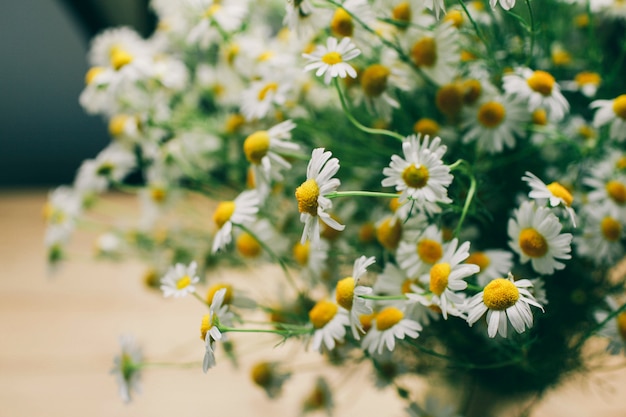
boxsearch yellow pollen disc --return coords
[85,67,105,85]
[519,228,548,258]
[532,109,548,126]
[236,232,262,258]
[578,125,595,140]
[330,8,354,38]
[472,0,485,10]
[225,113,246,134]
[444,10,464,28]
[150,186,167,203]
[389,195,402,212]
[258,82,278,101]
[527,70,555,96]
[436,83,464,117]
[552,50,571,66]
[575,71,601,87]
[411,37,437,68]
[442,227,454,242]
[483,278,519,310]
[617,312,626,341]
[309,300,338,329]
[251,362,273,387]
[293,241,310,265]
[466,252,491,271]
[336,277,355,310]
[376,307,404,331]
[461,50,478,62]
[616,156,626,171]
[606,180,626,205]
[401,279,415,294]
[601,216,622,242]
[108,114,130,137]
[176,275,192,290]
[321,214,343,240]
[295,179,320,216]
[413,118,440,137]
[376,218,403,251]
[417,239,443,264]
[358,222,376,243]
[462,79,482,105]
[321,51,343,65]
[359,313,375,332]
[361,64,391,98]
[392,2,412,23]
[207,283,233,305]
[477,101,506,128]
[204,4,221,17]
[574,13,589,28]
[257,51,274,62]
[546,182,573,206]
[109,46,133,71]
[243,131,270,164]
[612,95,626,120]
[402,164,430,189]
[200,313,212,340]
[429,262,451,296]
[143,268,159,289]
[213,201,235,228]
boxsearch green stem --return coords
[524,0,535,62]
[325,190,400,199]
[404,339,523,369]
[457,0,488,48]
[359,294,408,301]
[576,302,626,349]
[219,325,312,337]
[453,163,477,237]
[193,291,209,306]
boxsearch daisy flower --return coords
[465,249,514,287]
[295,148,345,245]
[335,255,376,339]
[575,206,624,266]
[408,22,460,86]
[382,134,453,210]
[522,171,576,226]
[240,75,293,121]
[185,0,249,48]
[361,306,422,354]
[303,36,361,85]
[466,273,544,338]
[583,172,626,217]
[308,300,350,352]
[397,224,447,277]
[560,71,602,98]
[293,239,330,284]
[490,0,516,10]
[235,219,288,260]
[250,361,292,399]
[590,94,626,142]
[73,143,137,194]
[43,186,83,240]
[284,0,325,38]
[424,0,447,18]
[201,288,234,372]
[594,297,626,355]
[503,68,569,122]
[160,261,200,298]
[507,200,573,275]
[111,335,143,403]
[212,190,259,253]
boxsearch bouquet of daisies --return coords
[45,0,626,415]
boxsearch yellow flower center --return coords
[361,64,391,98]
[176,275,192,290]
[601,216,622,242]
[545,182,573,206]
[206,283,233,305]
[321,214,343,240]
[309,300,338,329]
[413,118,440,137]
[150,186,167,203]
[615,157,626,171]
[204,4,221,17]
[42,203,65,224]
[606,180,626,205]
[250,362,273,387]
[243,131,270,164]
[574,13,589,28]
[401,279,415,294]
[461,50,478,62]
[109,46,133,71]
[376,307,404,331]
[85,67,105,85]
[257,50,274,62]
[444,10,464,28]
[295,179,320,216]
[574,71,601,87]
[200,313,212,340]
[392,2,412,23]
[108,114,131,137]
[321,51,343,66]
[359,313,376,332]
[527,70,555,96]
[258,82,278,101]
[552,50,571,66]
[330,8,354,38]
[462,79,482,105]
[429,262,451,296]
[336,277,355,310]
[436,83,464,117]
[402,164,430,189]
[358,222,376,243]
[225,113,246,134]
[293,241,310,265]
[376,217,403,251]
[578,124,595,140]
[466,252,491,271]
[519,228,548,258]
[417,239,443,264]
[532,109,548,126]
[612,95,626,120]
[477,101,506,128]
[236,232,262,258]
[483,278,520,310]
[411,37,437,67]
[213,201,235,228]
[617,312,626,341]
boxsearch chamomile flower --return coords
[397,224,447,277]
[250,361,292,398]
[111,335,143,403]
[583,172,626,217]
[466,273,544,338]
[293,239,330,284]
[490,0,516,10]
[201,288,233,372]
[235,219,287,260]
[303,36,361,85]
[575,207,624,266]
[361,306,422,354]
[590,94,626,142]
[382,134,453,211]
[522,171,576,226]
[594,297,626,355]
[507,200,573,275]
[73,143,137,194]
[408,22,460,86]
[308,300,350,352]
[465,249,514,287]
[240,75,293,121]
[43,186,83,240]
[295,148,345,245]
[335,256,376,339]
[561,71,602,98]
[284,0,325,38]
[212,190,259,253]
[160,261,200,298]
[186,0,249,48]
[503,68,569,122]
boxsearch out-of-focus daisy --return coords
[397,224,447,277]
[95,232,123,259]
[284,0,325,38]
[382,134,453,211]
[308,300,350,352]
[328,0,375,39]
[361,306,422,354]
[302,377,334,415]
[201,288,234,372]
[503,68,569,122]
[73,143,137,194]
[160,261,200,298]
[212,190,259,253]
[522,171,576,226]
[335,255,376,339]
[561,71,602,98]
[490,0,515,10]
[583,173,626,217]
[507,200,573,275]
[590,94,626,142]
[409,22,460,85]
[466,272,544,338]
[235,219,288,260]
[594,297,626,355]
[575,207,624,266]
[250,361,292,398]
[465,249,514,287]
[424,0,447,18]
[303,36,361,85]
[43,186,83,240]
[185,0,249,48]
[240,75,293,121]
[111,335,143,403]
[295,148,345,245]
[293,239,330,284]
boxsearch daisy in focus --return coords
[111,335,143,403]
[397,224,447,277]
[590,94,626,142]
[160,261,200,298]
[303,36,361,85]
[212,190,260,253]
[361,306,422,354]
[503,68,569,122]
[466,273,544,338]
[522,171,577,226]
[308,300,350,352]
[201,288,234,372]
[335,255,376,339]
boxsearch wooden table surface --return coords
[1,190,625,416]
